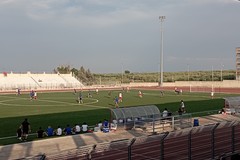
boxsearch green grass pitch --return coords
[0,89,238,145]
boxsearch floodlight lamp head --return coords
[159,16,166,19]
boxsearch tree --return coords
[54,65,71,74]
[125,70,130,74]
[78,66,87,82]
[86,69,93,80]
[71,68,78,76]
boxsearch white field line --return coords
[0,95,99,106]
[0,133,37,140]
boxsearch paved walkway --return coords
[196,114,240,126]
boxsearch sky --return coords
[0,0,240,73]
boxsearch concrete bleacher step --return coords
[0,73,84,90]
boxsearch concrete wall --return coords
[171,80,240,88]
[127,80,240,88]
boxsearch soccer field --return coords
[0,89,238,145]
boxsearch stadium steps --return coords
[0,130,142,160]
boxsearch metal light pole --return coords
[188,64,191,92]
[121,63,124,84]
[221,64,224,81]
[159,16,166,86]
[212,66,214,81]
[212,66,214,92]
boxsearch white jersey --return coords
[56,128,62,136]
[82,124,88,132]
[211,91,214,96]
[75,125,81,132]
[162,110,168,117]
[119,93,122,98]
[181,102,185,108]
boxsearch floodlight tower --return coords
[159,16,166,86]
[221,64,224,81]
[121,63,123,84]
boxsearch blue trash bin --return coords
[193,119,199,126]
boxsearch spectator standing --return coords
[180,100,186,113]
[21,118,31,141]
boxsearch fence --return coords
[45,120,240,160]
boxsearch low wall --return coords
[1,80,240,94]
[167,80,240,88]
[127,80,240,88]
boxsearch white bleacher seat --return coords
[0,72,84,90]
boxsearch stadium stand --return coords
[0,72,84,91]
[43,120,240,160]
[214,121,236,157]
[58,74,82,88]
[45,145,94,160]
[90,139,131,160]
[131,134,166,160]
[0,72,37,89]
